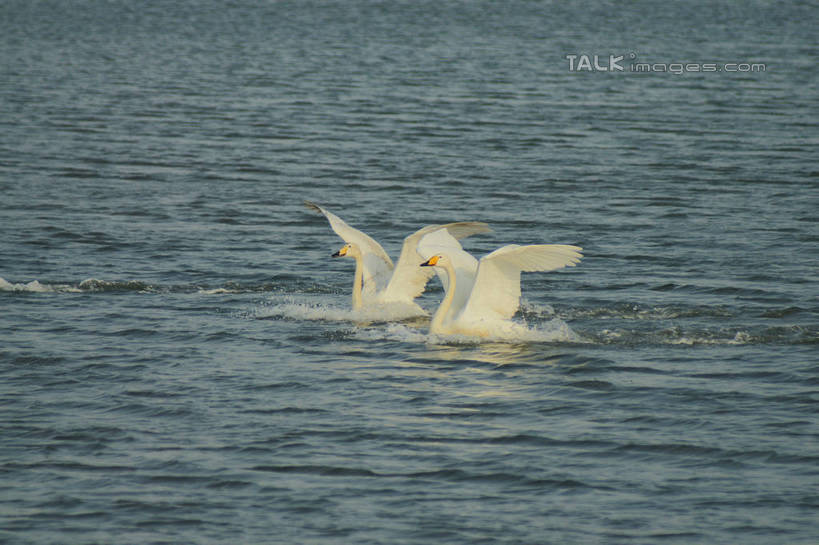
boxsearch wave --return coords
[352,320,582,345]
[77,278,153,292]
[5,277,813,346]
[351,323,431,343]
[0,276,334,296]
[590,325,817,346]
[425,318,584,345]
[0,276,153,293]
[254,297,583,344]
[252,297,428,323]
[197,287,240,295]
[75,283,813,346]
[0,277,284,295]
[349,318,815,347]
[0,276,81,293]
[564,303,736,320]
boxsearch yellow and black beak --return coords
[332,245,349,258]
[420,255,440,267]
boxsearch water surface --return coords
[1,1,817,543]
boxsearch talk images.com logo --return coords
[566,53,766,74]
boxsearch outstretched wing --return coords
[380,221,490,303]
[461,244,583,321]
[304,201,393,294]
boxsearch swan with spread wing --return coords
[305,201,490,315]
[418,228,582,337]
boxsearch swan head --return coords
[420,255,443,267]
[332,243,359,258]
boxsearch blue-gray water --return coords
[2,1,817,543]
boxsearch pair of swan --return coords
[305,201,582,338]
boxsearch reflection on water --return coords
[423,341,575,367]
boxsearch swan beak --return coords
[332,245,348,258]
[420,256,439,267]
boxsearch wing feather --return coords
[304,201,393,267]
[461,244,582,321]
[305,201,393,294]
[381,222,490,302]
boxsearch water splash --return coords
[197,287,240,295]
[252,297,428,323]
[0,277,159,293]
[426,318,585,345]
[0,277,80,293]
[352,318,583,345]
[588,325,817,346]
[77,278,152,292]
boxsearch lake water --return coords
[1,1,817,543]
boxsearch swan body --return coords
[419,230,582,337]
[305,201,490,315]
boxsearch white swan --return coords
[418,229,582,337]
[305,201,490,315]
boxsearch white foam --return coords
[198,287,239,295]
[351,318,583,345]
[253,297,428,323]
[0,276,161,294]
[668,331,753,346]
[253,296,581,345]
[77,278,151,292]
[429,318,584,345]
[519,299,556,317]
[593,326,758,346]
[0,276,80,293]
[568,304,734,321]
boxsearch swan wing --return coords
[361,254,392,296]
[304,201,394,294]
[304,201,393,267]
[381,222,490,302]
[461,244,583,321]
[440,221,492,241]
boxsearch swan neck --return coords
[431,262,456,331]
[352,255,363,310]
